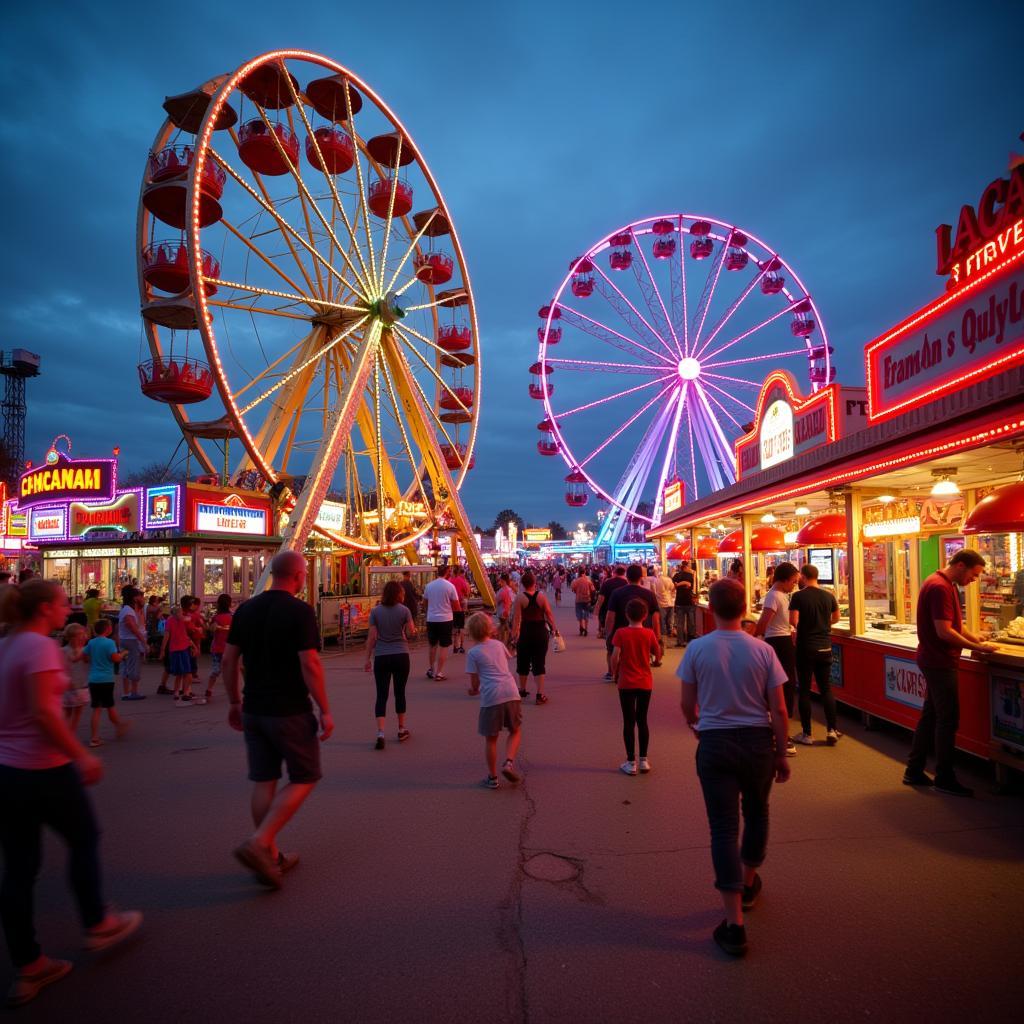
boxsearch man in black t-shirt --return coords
[788,563,840,747]
[672,560,697,646]
[596,566,628,679]
[606,564,662,674]
[223,550,333,889]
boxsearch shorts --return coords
[63,686,90,709]
[516,623,549,677]
[169,649,192,676]
[478,699,522,737]
[88,682,115,709]
[575,601,591,621]
[210,651,223,674]
[120,638,142,682]
[453,610,466,630]
[242,711,322,784]
[426,621,453,648]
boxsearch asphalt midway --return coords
[11,598,1023,1022]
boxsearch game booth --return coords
[651,151,1024,778]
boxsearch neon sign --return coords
[662,479,683,515]
[69,491,140,537]
[144,485,181,530]
[19,451,116,509]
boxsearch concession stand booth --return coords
[651,154,1024,776]
[11,439,281,609]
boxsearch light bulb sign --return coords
[19,451,116,510]
[662,479,684,516]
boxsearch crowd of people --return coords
[0,544,999,1002]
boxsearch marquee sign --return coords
[29,506,68,541]
[187,486,272,537]
[19,451,117,510]
[69,491,141,538]
[314,500,346,533]
[865,255,1024,423]
[734,371,867,480]
[523,528,552,544]
[662,479,684,516]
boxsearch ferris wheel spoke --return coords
[690,235,729,352]
[552,373,676,420]
[203,276,364,314]
[629,230,682,357]
[705,348,808,371]
[235,315,370,416]
[558,306,676,366]
[590,263,672,358]
[386,335,458,451]
[393,320,466,364]
[699,302,797,364]
[700,377,756,415]
[651,386,686,523]
[693,258,774,359]
[688,396,730,493]
[693,382,740,478]
[375,135,405,294]
[281,70,374,291]
[543,357,666,375]
[672,214,691,355]
[700,384,748,432]
[384,209,439,295]
[206,300,312,323]
[393,326,473,419]
[683,395,700,501]
[341,83,378,288]
[577,379,678,468]
[232,327,331,401]
[220,217,313,299]
[379,353,432,503]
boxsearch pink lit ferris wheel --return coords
[532,214,833,548]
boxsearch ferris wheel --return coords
[532,214,832,546]
[135,49,487,582]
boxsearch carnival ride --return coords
[532,215,833,555]
[135,50,492,600]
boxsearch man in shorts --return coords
[222,550,333,889]
[423,564,461,681]
[450,565,471,655]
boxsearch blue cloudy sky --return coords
[2,1,1020,528]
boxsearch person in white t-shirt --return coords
[117,588,147,701]
[422,565,461,682]
[679,578,791,959]
[466,613,522,789]
[752,562,800,757]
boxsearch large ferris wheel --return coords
[136,50,490,594]
[532,214,833,548]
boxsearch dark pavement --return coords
[11,599,1023,1022]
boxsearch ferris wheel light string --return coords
[696,257,774,355]
[552,372,677,420]
[697,301,797,365]
[589,261,670,357]
[557,305,676,366]
[699,377,756,414]
[578,379,678,469]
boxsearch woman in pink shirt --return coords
[0,580,141,1007]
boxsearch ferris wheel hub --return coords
[371,291,406,326]
[677,357,701,381]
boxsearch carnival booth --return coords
[650,152,1024,774]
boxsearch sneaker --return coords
[826,729,842,746]
[426,668,434,679]
[785,740,798,757]
[519,689,530,699]
[638,757,651,774]
[713,919,748,957]
[794,732,814,746]
[742,872,762,911]
[603,672,613,682]
[397,729,410,742]
[934,777,974,798]
[902,770,934,787]
[620,761,637,776]
[375,736,385,750]
[482,776,499,789]
[83,909,143,951]
[233,839,282,889]
[276,851,300,874]
[535,693,548,705]
[501,761,521,783]
[156,686,173,695]
[180,693,193,703]
[6,957,73,1007]
[193,697,208,706]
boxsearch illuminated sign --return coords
[19,452,116,509]
[315,501,346,533]
[5,502,27,538]
[29,506,67,541]
[865,259,1024,423]
[196,500,268,535]
[43,546,172,558]
[69,491,140,537]
[523,528,552,544]
[759,399,794,470]
[662,479,683,516]
[936,163,1024,287]
[144,485,181,530]
[863,515,921,539]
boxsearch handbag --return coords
[551,632,566,654]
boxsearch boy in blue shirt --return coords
[84,619,129,747]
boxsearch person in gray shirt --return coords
[365,581,417,749]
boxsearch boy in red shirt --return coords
[611,598,662,776]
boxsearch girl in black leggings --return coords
[365,581,417,749]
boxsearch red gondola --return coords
[653,238,676,260]
[528,360,553,400]
[690,237,713,260]
[538,304,562,320]
[142,146,226,229]
[414,251,454,285]
[305,75,363,121]
[440,443,475,471]
[439,385,473,411]
[565,469,589,507]
[651,219,675,235]
[368,177,413,217]
[537,419,559,456]
[238,64,300,109]
[237,120,299,176]
[305,127,355,175]
[142,242,220,296]
[437,324,471,352]
[538,326,562,344]
[138,356,213,404]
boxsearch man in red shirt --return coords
[905,549,997,796]
[450,566,472,655]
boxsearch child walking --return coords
[159,602,195,703]
[466,612,523,789]
[611,598,662,776]
[83,619,129,747]
[61,622,90,731]
[200,593,233,705]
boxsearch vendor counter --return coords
[691,603,1024,772]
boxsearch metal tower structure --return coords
[0,350,41,487]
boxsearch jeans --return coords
[695,727,775,892]
[618,689,652,760]
[0,763,105,968]
[659,607,673,637]
[906,666,960,781]
[675,605,696,643]
[765,636,797,717]
[373,653,411,717]
[796,649,837,734]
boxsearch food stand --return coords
[650,153,1024,774]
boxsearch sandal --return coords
[434,674,448,681]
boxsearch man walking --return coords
[673,559,697,646]
[423,564,461,681]
[223,550,333,889]
[450,565,471,655]
[789,564,841,747]
[904,549,997,796]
